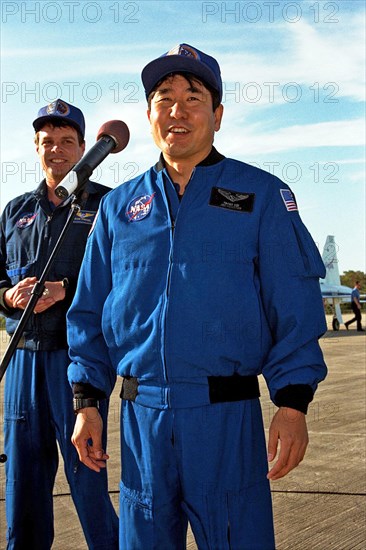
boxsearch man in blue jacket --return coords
[68,45,327,549]
[0,99,118,549]
[345,281,364,331]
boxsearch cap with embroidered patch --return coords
[33,99,85,138]
[141,43,222,102]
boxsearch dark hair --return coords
[147,72,221,111]
[34,119,84,146]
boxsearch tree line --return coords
[340,270,366,290]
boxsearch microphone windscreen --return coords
[96,120,130,153]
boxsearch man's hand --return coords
[33,280,66,313]
[4,277,38,310]
[4,277,66,313]
[71,407,110,473]
[267,407,309,481]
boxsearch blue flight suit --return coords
[67,150,327,549]
[0,180,118,550]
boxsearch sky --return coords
[0,0,365,274]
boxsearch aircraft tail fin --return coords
[322,235,341,286]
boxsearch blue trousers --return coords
[3,349,118,550]
[119,398,275,550]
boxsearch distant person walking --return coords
[345,281,364,331]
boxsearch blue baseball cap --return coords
[141,43,222,102]
[33,99,85,139]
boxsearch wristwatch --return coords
[73,397,99,414]
[61,277,69,290]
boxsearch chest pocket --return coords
[5,239,37,284]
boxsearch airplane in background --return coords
[320,235,355,331]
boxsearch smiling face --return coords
[36,123,85,187]
[147,74,223,167]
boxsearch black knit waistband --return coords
[121,374,260,405]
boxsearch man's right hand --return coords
[4,277,38,310]
[71,407,109,473]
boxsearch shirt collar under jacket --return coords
[33,179,103,212]
[33,179,101,200]
[154,146,225,173]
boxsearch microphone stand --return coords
[0,195,81,463]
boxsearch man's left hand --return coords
[33,281,66,313]
[267,406,308,480]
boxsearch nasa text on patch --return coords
[126,193,155,222]
[209,187,255,213]
[16,212,38,229]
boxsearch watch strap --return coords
[62,277,69,289]
[73,397,99,413]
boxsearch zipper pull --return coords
[44,214,53,239]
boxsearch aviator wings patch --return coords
[209,187,255,213]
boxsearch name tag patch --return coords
[209,187,255,213]
[73,210,97,224]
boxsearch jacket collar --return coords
[154,146,225,173]
[34,179,100,198]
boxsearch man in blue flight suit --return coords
[345,281,364,331]
[0,100,118,549]
[67,45,328,549]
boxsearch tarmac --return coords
[0,314,365,549]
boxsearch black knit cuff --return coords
[0,287,13,314]
[72,382,106,400]
[274,384,314,414]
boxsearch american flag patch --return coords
[280,189,298,212]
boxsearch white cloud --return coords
[218,116,365,156]
[219,16,365,102]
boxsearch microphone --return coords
[55,120,130,199]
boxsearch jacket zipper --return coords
[161,169,195,389]
[162,211,175,386]
[33,212,53,332]
[44,214,53,242]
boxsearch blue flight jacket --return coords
[67,151,327,408]
[0,180,110,350]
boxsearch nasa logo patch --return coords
[126,193,155,222]
[16,212,38,229]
